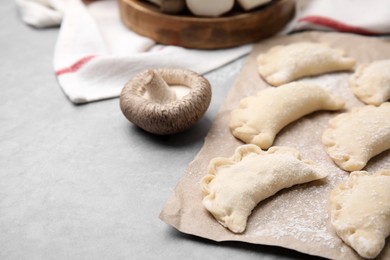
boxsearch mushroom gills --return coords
[143,84,190,100]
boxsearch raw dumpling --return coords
[230,82,345,149]
[322,103,390,171]
[349,59,390,105]
[257,42,356,86]
[330,170,390,259]
[201,144,328,233]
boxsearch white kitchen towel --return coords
[16,0,251,103]
[16,0,66,28]
[16,0,390,103]
[288,0,390,35]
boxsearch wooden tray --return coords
[118,0,295,49]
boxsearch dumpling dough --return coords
[201,144,328,233]
[230,82,345,149]
[322,103,390,171]
[349,59,390,105]
[257,42,356,86]
[330,170,390,259]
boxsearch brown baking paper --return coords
[159,32,390,260]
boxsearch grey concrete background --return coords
[1,1,324,259]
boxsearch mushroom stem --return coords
[143,70,176,103]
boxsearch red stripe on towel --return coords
[55,55,96,76]
[298,16,379,35]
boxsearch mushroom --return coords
[237,0,272,11]
[120,68,212,135]
[185,0,234,17]
[144,0,186,14]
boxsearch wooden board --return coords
[118,0,295,49]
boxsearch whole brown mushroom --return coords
[120,68,212,135]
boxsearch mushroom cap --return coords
[186,0,235,17]
[120,68,212,135]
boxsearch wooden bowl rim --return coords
[119,0,295,49]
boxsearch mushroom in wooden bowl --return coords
[118,0,296,49]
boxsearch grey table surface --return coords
[1,1,324,259]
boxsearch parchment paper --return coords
[159,32,390,260]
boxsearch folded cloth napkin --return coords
[16,0,66,28]
[287,0,390,35]
[16,0,390,103]
[16,0,251,103]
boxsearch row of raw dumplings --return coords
[201,42,390,259]
[258,42,390,105]
[230,83,390,172]
[234,41,390,171]
[202,145,390,259]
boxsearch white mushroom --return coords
[185,0,234,17]
[144,0,186,14]
[237,0,272,11]
[120,68,212,135]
